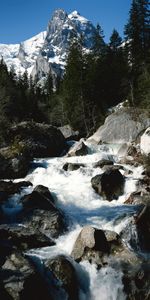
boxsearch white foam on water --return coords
[8,142,144,300]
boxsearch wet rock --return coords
[63,162,85,171]
[0,181,32,204]
[71,226,138,269]
[45,255,79,300]
[0,224,55,251]
[21,185,56,210]
[22,209,66,239]
[7,121,67,158]
[67,140,88,157]
[71,226,110,266]
[91,169,125,200]
[20,186,66,238]
[93,159,114,168]
[0,149,30,179]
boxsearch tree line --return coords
[0,0,149,139]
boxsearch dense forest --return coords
[0,0,149,139]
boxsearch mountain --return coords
[0,9,96,82]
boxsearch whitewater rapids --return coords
[10,142,144,300]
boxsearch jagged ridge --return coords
[0,9,96,82]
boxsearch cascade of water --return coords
[2,142,145,300]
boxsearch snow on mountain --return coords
[0,9,96,81]
[0,31,46,75]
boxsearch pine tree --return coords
[92,24,106,56]
[109,29,122,51]
[124,0,150,106]
[62,38,89,135]
[124,0,150,66]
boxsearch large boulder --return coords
[21,185,67,238]
[7,121,67,158]
[71,226,109,266]
[91,169,124,200]
[88,108,150,144]
[71,226,132,267]
[140,127,150,155]
[21,185,55,210]
[45,255,79,300]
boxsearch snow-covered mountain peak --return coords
[68,10,89,23]
[0,8,96,83]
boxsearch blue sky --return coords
[0,0,132,44]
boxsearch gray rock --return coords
[91,169,125,200]
[88,108,150,144]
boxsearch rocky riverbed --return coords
[0,109,150,300]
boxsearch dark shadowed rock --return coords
[67,140,88,157]
[63,162,85,171]
[32,185,55,204]
[45,255,79,300]
[22,209,66,239]
[21,186,56,211]
[0,224,55,251]
[91,169,124,200]
[8,121,67,158]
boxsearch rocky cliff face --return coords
[0,9,96,82]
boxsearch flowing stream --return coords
[4,142,145,300]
